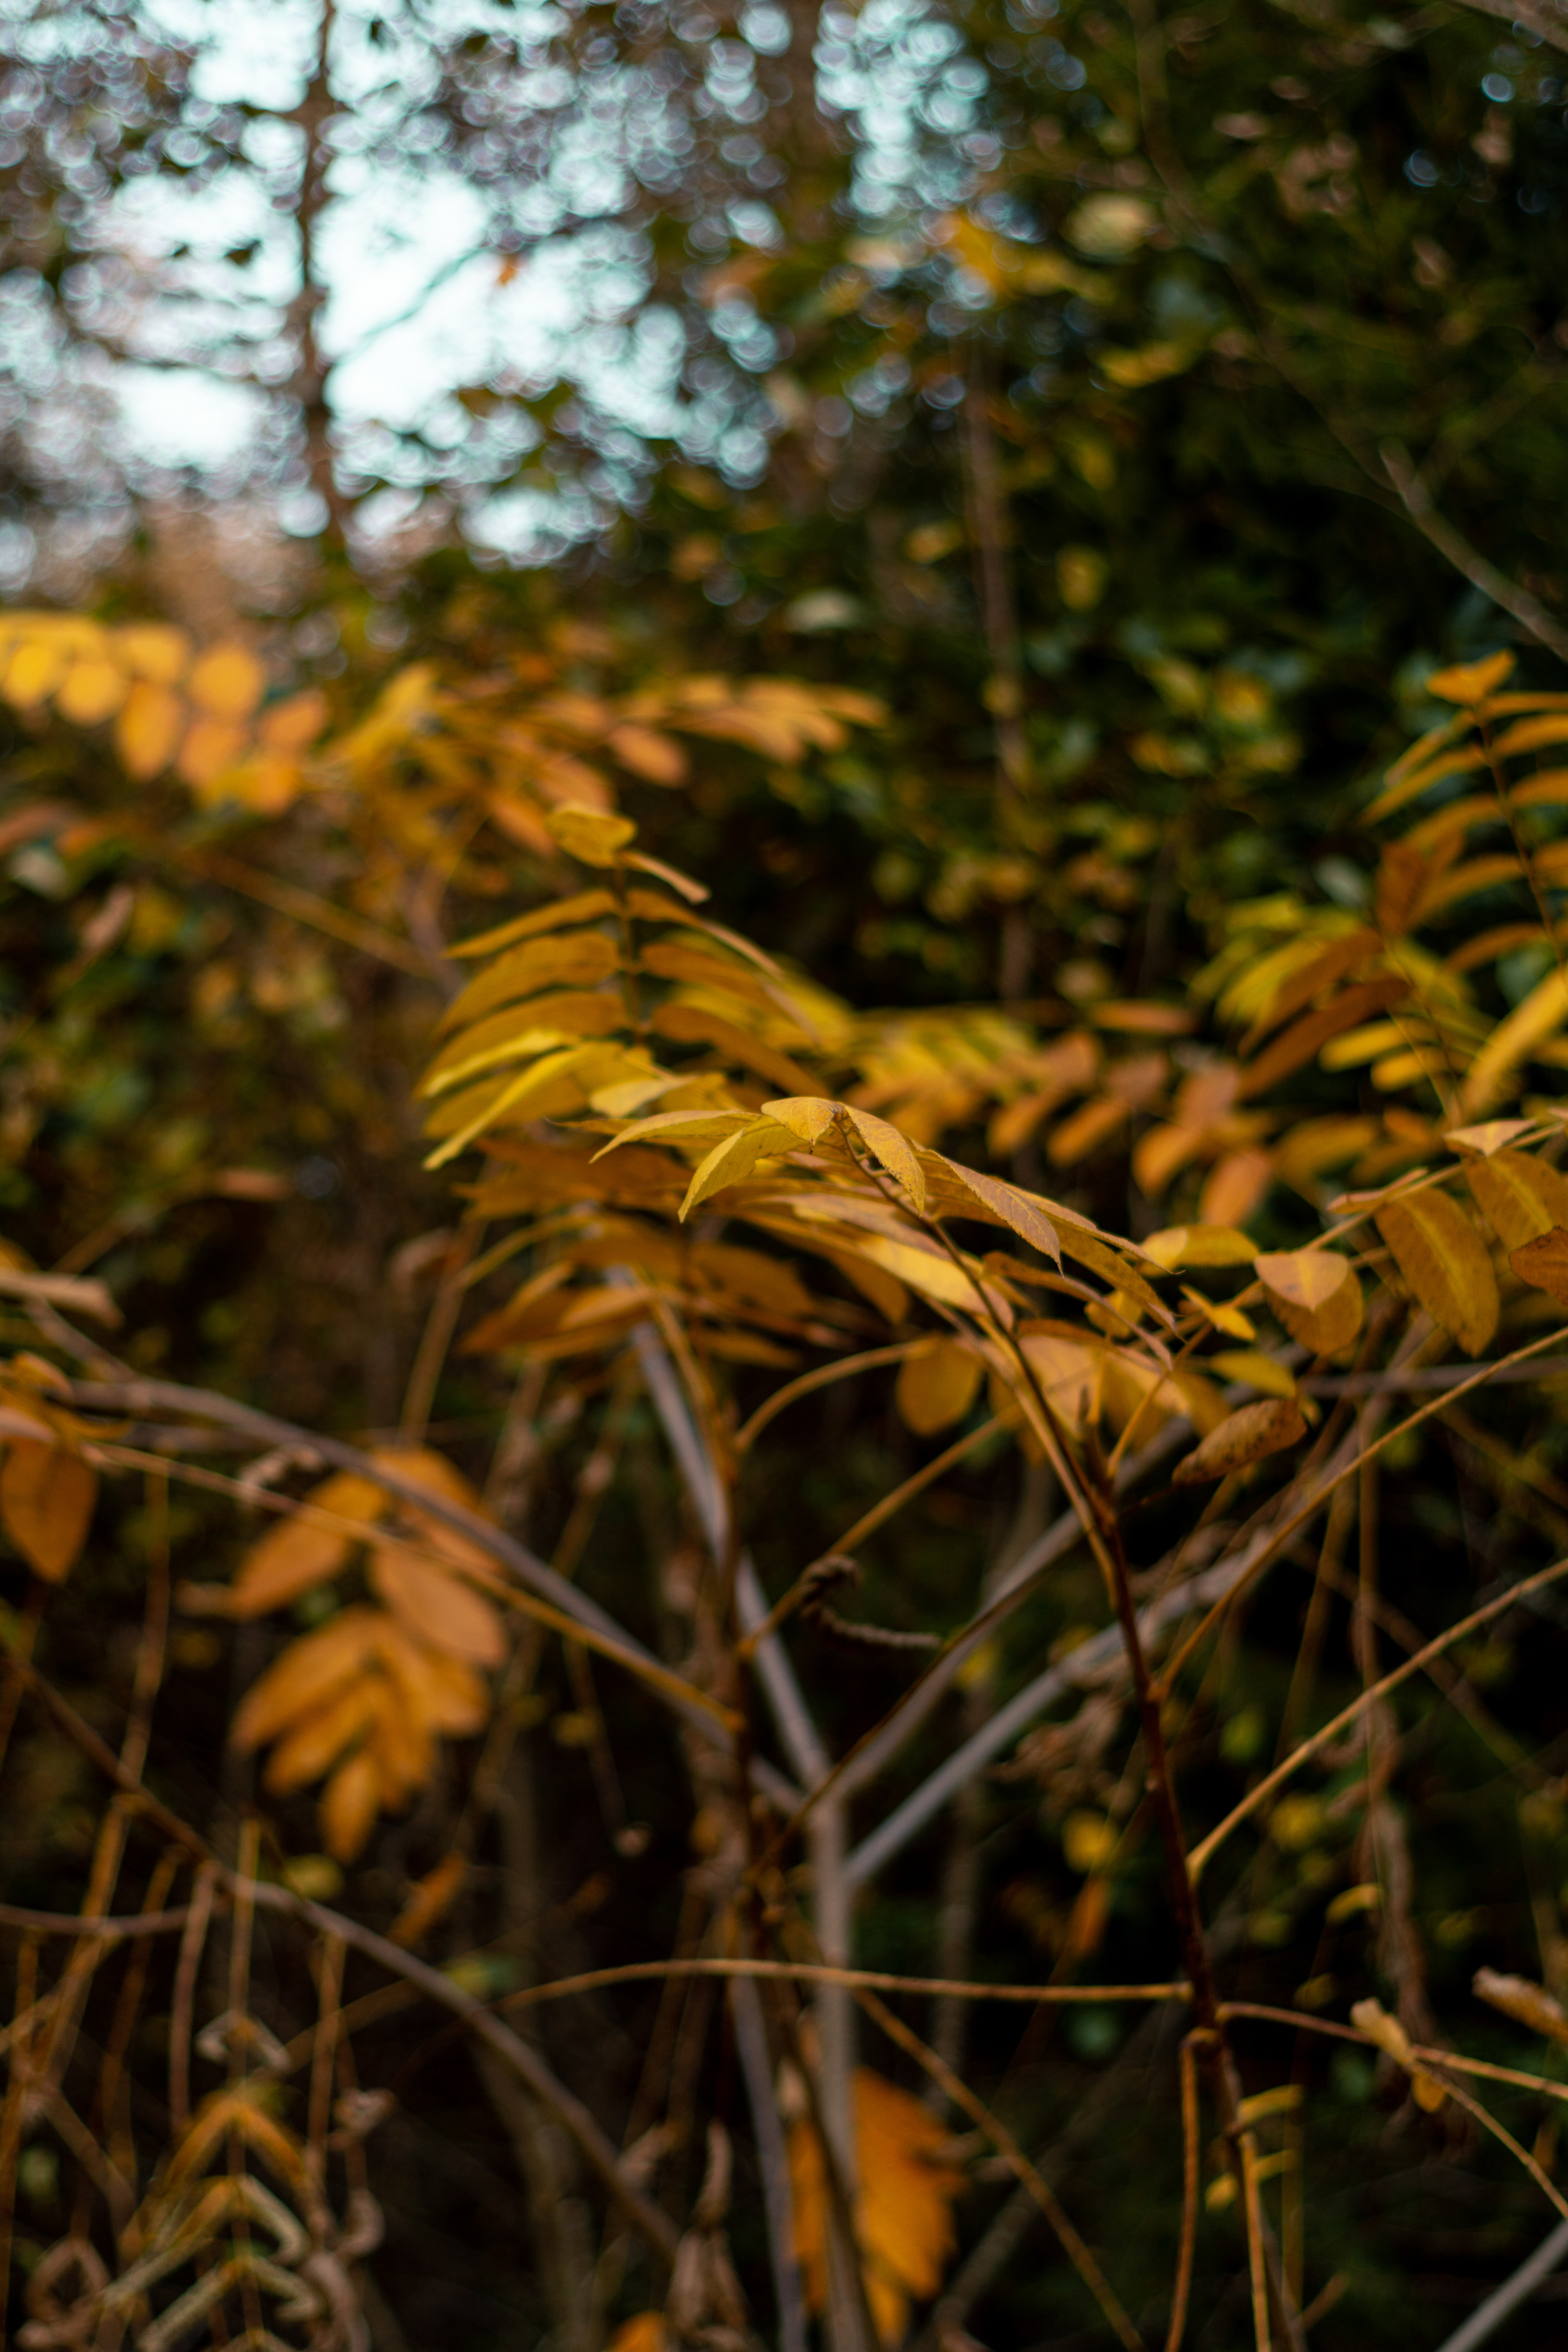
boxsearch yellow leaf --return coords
[1376,1189,1498,1355]
[1425,651,1515,703]
[1491,713,1568,758]
[1463,1147,1568,1253]
[545,803,637,864]
[1062,1810,1119,1870]
[116,622,191,684]
[451,890,619,959]
[679,1118,796,1217]
[320,1744,382,1862]
[0,1440,96,1582]
[114,681,186,779]
[1462,965,1568,1114]
[175,717,250,790]
[187,642,266,720]
[1255,1248,1364,1355]
[760,1094,842,1147]
[895,1338,984,1434]
[1181,1287,1255,1339]
[844,1108,926,1210]
[369,1542,506,1665]
[1207,1350,1298,1398]
[1509,1224,1568,1303]
[1142,1225,1256,1269]
[435,926,619,1034]
[1446,1119,1535,1155]
[231,1608,382,1751]
[55,659,128,725]
[791,2069,965,2344]
[229,1470,387,1616]
[1172,1396,1307,1485]
[3,637,69,706]
[939,1158,1062,1265]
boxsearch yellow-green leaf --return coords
[1376,1188,1499,1355]
[760,1095,842,1147]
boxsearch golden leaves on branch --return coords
[0,611,326,808]
[789,2068,966,2344]
[223,1447,501,1858]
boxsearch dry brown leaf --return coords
[1172,1396,1306,1485]
[1509,1224,1568,1303]
[1376,1188,1498,1356]
[0,1439,96,1582]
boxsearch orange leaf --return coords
[230,1607,382,1751]
[229,1470,386,1615]
[320,1745,382,1862]
[369,1542,507,1665]
[257,687,328,753]
[790,2069,965,2345]
[175,717,250,789]
[1425,651,1515,704]
[0,1440,96,1582]
[389,1853,469,1948]
[372,1618,489,1734]
[187,642,266,720]
[263,1682,380,1796]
